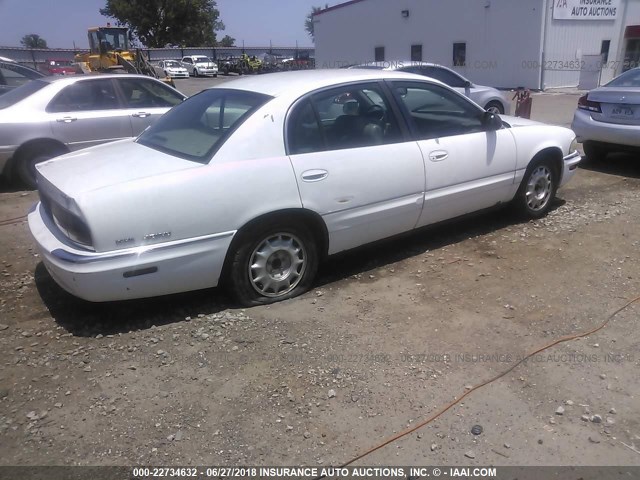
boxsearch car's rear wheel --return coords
[193,68,198,77]
[16,144,67,189]
[228,222,318,306]
[583,141,607,162]
[485,101,504,115]
[514,158,558,218]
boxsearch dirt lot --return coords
[1,91,639,472]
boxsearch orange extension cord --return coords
[315,295,640,477]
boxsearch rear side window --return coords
[47,79,119,112]
[0,79,47,109]
[137,88,271,163]
[287,83,403,154]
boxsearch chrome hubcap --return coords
[249,233,306,297]
[525,166,553,211]
[486,105,501,114]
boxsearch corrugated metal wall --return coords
[541,0,637,88]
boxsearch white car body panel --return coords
[415,129,517,227]
[27,70,579,302]
[289,142,425,254]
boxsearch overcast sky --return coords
[0,0,333,49]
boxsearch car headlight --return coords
[569,137,578,153]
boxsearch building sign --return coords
[553,0,620,20]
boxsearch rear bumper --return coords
[28,202,235,302]
[572,109,640,147]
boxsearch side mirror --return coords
[482,111,502,131]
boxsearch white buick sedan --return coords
[28,70,580,306]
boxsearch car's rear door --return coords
[113,77,185,135]
[389,80,517,227]
[287,81,425,255]
[48,78,133,150]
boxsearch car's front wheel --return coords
[514,159,558,218]
[583,141,607,162]
[16,144,67,189]
[193,68,199,77]
[228,222,319,306]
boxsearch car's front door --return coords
[113,77,185,136]
[48,78,133,151]
[287,82,425,255]
[389,81,517,227]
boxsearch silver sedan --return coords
[571,67,640,161]
[0,74,185,187]
[349,61,510,114]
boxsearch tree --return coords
[305,4,327,41]
[218,35,235,47]
[100,0,225,48]
[20,34,48,49]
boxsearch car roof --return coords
[211,69,443,97]
[37,73,172,85]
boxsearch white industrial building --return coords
[314,0,640,89]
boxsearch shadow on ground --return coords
[578,153,640,179]
[34,201,558,337]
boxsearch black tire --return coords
[513,158,558,219]
[227,221,319,307]
[485,100,505,115]
[193,68,198,77]
[16,144,67,189]
[583,141,607,162]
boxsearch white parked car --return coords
[571,67,640,161]
[28,70,580,306]
[350,61,510,114]
[156,60,189,79]
[180,55,218,77]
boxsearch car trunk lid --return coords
[587,87,640,125]
[36,139,200,198]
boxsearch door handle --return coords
[301,169,329,182]
[132,112,151,118]
[429,150,449,162]
[56,117,77,123]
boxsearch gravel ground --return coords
[0,90,639,471]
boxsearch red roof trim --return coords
[314,0,370,16]
[625,25,640,38]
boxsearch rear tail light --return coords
[578,94,602,113]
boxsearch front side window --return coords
[117,78,184,108]
[182,58,192,64]
[137,88,271,163]
[47,79,119,112]
[421,66,468,88]
[391,81,484,139]
[287,83,402,154]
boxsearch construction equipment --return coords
[74,25,174,86]
[218,53,262,75]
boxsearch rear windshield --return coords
[0,79,48,109]
[606,68,640,87]
[137,88,271,163]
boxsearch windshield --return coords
[606,68,640,87]
[194,57,211,63]
[0,79,47,109]
[165,61,180,67]
[137,88,271,163]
